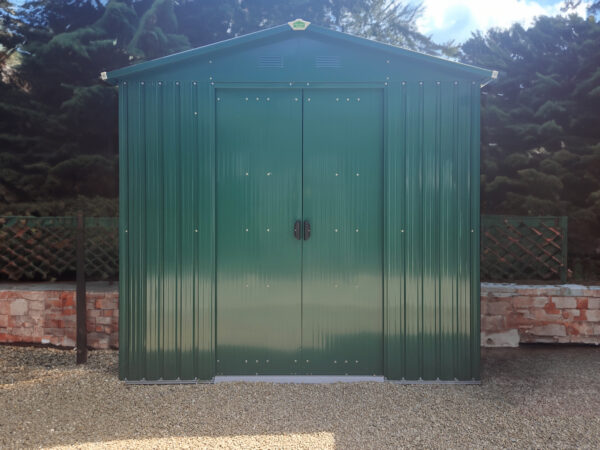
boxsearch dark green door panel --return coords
[302,89,384,375]
[216,89,302,374]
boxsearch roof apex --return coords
[103,23,495,83]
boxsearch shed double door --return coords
[216,88,383,375]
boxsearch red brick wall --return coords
[0,284,118,349]
[481,283,600,347]
[2,283,599,349]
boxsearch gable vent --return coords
[258,56,284,68]
[315,56,341,68]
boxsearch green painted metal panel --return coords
[302,88,383,375]
[119,80,214,381]
[216,89,303,375]
[384,80,479,381]
[115,26,487,382]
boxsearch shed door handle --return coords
[303,220,311,240]
[293,220,302,240]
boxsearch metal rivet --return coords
[194,112,198,116]
[386,60,390,64]
[209,60,213,64]
[245,97,248,101]
[307,98,311,102]
[176,81,180,85]
[454,81,458,85]
[193,81,197,85]
[472,81,476,85]
[158,81,162,86]
[209,76,213,80]
[357,98,360,102]
[245,228,249,232]
[471,229,474,233]
[266,97,270,101]
[294,97,298,101]
[344,360,348,363]
[402,81,406,85]
[217,359,220,363]
[419,81,423,86]
[140,81,144,85]
[355,229,359,232]
[346,98,350,102]
[266,360,269,363]
[384,82,388,86]
[244,360,248,363]
[334,360,337,364]
[436,81,441,85]
[386,76,390,80]
[123,81,127,86]
[355,360,359,363]
[245,172,249,176]
[217,97,220,101]
[335,172,339,176]
[211,82,214,85]
[267,172,272,176]
[289,82,293,86]
[266,228,270,232]
[256,97,259,101]
[306,360,309,363]
[334,228,338,232]
[401,229,405,233]
[125,229,128,233]
[306,82,310,86]
[356,173,359,176]
[294,360,298,363]
[194,229,198,232]
[256,360,259,363]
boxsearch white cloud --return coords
[417,0,591,43]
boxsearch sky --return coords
[416,0,591,43]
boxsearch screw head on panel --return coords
[401,229,405,233]
[336,98,339,102]
[256,97,259,101]
[334,360,337,364]
[245,172,249,176]
[386,59,390,64]
[267,97,270,101]
[245,228,249,232]
[436,81,441,85]
[307,98,311,102]
[211,82,214,85]
[294,97,299,101]
[176,81,180,85]
[194,229,198,233]
[346,98,350,102]
[306,82,310,86]
[193,81,197,85]
[384,82,388,86]
[140,81,144,85]
[334,228,338,232]
[356,173,360,176]
[266,172,272,176]
[306,360,309,363]
[244,360,248,363]
[194,112,198,116]
[245,97,248,101]
[217,97,221,101]
[266,228,270,232]
[401,81,406,85]
[344,360,348,363]
[209,60,213,64]
[266,283,270,287]
[454,81,458,85]
[419,81,423,86]
[355,228,359,232]
[357,98,360,102]
[123,81,127,86]
[335,172,339,176]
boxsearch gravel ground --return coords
[1,345,599,449]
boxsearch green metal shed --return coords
[104,19,496,383]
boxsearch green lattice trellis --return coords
[481,215,568,282]
[0,216,118,281]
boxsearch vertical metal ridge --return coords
[434,81,442,378]
[452,81,459,377]
[139,81,147,379]
[470,83,481,380]
[118,81,129,380]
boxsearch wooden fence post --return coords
[76,212,87,364]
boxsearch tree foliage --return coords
[461,15,600,278]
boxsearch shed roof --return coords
[103,20,496,84]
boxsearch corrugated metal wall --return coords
[384,80,480,381]
[119,80,214,381]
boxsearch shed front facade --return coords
[105,21,495,383]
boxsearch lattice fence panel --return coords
[481,215,568,282]
[0,216,118,281]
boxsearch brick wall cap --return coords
[0,281,118,293]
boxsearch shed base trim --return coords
[214,375,385,384]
